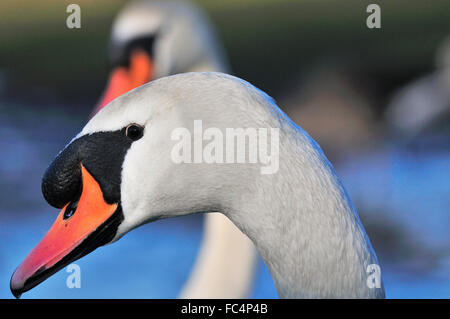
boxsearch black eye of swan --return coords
[125,124,144,141]
[63,199,79,220]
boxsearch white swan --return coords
[96,0,257,298]
[11,72,385,298]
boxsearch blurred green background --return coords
[1,0,449,111]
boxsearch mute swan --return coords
[11,72,385,298]
[95,0,257,298]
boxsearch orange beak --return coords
[10,165,120,298]
[93,49,154,115]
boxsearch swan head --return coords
[95,0,227,112]
[10,72,278,297]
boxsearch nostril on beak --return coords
[63,199,79,220]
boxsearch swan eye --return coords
[125,124,144,141]
[63,200,78,220]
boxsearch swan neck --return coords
[222,130,384,298]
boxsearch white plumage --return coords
[83,72,385,298]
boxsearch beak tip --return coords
[10,273,24,299]
[11,290,22,299]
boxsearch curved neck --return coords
[113,72,385,298]
[219,125,384,298]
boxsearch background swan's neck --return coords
[222,124,384,298]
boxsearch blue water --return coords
[339,145,450,252]
[337,142,450,298]
[0,102,448,298]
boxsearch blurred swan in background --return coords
[95,0,257,298]
[385,36,450,139]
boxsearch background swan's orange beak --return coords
[93,49,153,115]
[10,165,118,298]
